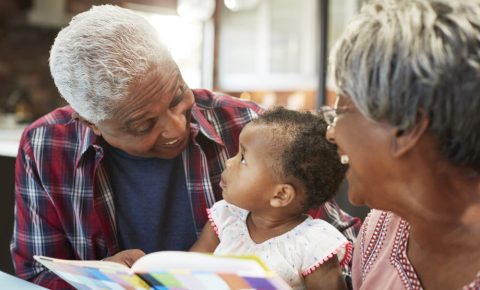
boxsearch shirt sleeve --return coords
[11,129,75,289]
[206,200,247,240]
[307,199,361,243]
[300,220,353,277]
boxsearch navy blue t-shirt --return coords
[104,146,197,253]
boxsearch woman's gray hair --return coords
[331,0,480,170]
[49,5,171,124]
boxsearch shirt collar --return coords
[74,119,105,167]
[190,103,224,146]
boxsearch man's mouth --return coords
[163,138,180,145]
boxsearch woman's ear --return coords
[270,184,296,208]
[72,112,102,136]
[390,110,430,157]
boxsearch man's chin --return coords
[150,146,187,159]
[142,150,180,159]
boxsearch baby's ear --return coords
[270,184,296,208]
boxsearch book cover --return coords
[34,251,292,290]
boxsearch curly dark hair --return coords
[251,106,347,211]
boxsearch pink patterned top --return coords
[352,210,480,290]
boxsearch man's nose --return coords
[160,113,186,139]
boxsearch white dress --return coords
[208,200,352,290]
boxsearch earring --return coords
[340,155,350,164]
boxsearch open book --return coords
[34,251,291,290]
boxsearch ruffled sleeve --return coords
[206,200,248,239]
[300,219,353,276]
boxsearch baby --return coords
[191,107,351,290]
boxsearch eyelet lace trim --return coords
[302,240,353,276]
[206,208,219,236]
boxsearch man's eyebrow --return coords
[124,113,148,128]
[168,74,184,106]
[169,73,182,95]
[175,84,186,98]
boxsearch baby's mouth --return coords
[220,176,227,189]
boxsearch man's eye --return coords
[130,119,156,135]
[135,126,152,135]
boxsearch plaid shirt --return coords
[11,89,360,289]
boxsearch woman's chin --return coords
[348,190,365,206]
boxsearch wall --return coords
[0,0,178,121]
[0,0,66,121]
[0,21,64,121]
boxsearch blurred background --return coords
[0,0,367,123]
[0,0,369,274]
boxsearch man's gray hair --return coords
[49,5,171,124]
[331,0,480,169]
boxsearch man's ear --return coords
[390,111,430,157]
[72,112,102,136]
[270,184,296,208]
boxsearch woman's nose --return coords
[326,124,336,144]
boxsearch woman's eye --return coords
[336,107,350,117]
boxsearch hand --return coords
[102,249,145,267]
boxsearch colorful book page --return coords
[216,273,252,289]
[34,253,292,290]
[138,271,283,290]
[35,256,150,290]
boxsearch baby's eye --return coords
[240,153,246,165]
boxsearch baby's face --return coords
[219,124,279,210]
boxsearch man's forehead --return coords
[130,64,182,96]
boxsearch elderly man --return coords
[11,5,358,289]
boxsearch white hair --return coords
[330,0,480,170]
[49,5,171,123]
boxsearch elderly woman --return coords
[324,0,480,289]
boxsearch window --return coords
[127,4,211,89]
[217,0,318,91]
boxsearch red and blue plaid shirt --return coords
[11,89,360,289]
